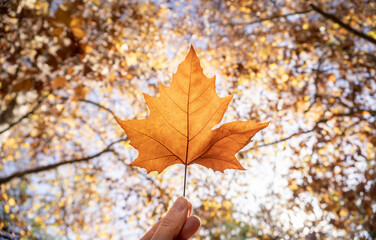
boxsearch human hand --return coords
[141,197,201,240]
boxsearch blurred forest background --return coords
[1,0,375,239]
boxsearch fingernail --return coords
[173,197,187,211]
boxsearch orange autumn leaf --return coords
[116,46,268,173]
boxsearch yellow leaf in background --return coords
[223,200,232,209]
[239,6,251,13]
[368,30,376,39]
[126,73,133,80]
[126,52,138,66]
[4,204,10,214]
[281,74,289,82]
[82,44,93,54]
[98,232,109,238]
[339,209,349,217]
[34,1,49,15]
[70,17,85,40]
[70,17,82,28]
[110,72,116,82]
[52,76,66,90]
[71,28,86,40]
[289,181,298,191]
[92,0,100,6]
[8,198,16,207]
[269,63,277,70]
[100,85,112,93]
[362,111,370,117]
[323,194,331,203]
[34,216,42,224]
[364,125,371,133]
[328,74,335,82]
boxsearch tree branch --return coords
[310,4,376,45]
[61,97,117,118]
[0,99,42,135]
[0,138,127,185]
[254,107,372,149]
[77,98,117,118]
[255,128,315,149]
[232,9,312,26]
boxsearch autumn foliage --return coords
[1,0,375,239]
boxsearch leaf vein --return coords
[189,129,255,165]
[164,90,187,113]
[189,81,211,104]
[150,101,187,137]
[125,126,181,162]
[190,156,239,166]
[189,100,228,141]
[134,154,178,164]
[175,80,188,95]
[190,93,215,116]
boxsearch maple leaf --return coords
[116,46,268,174]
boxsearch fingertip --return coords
[176,215,201,240]
[190,215,201,228]
[151,197,190,239]
[174,197,189,211]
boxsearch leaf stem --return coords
[183,164,188,197]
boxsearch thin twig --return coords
[60,97,118,118]
[310,4,376,45]
[0,138,127,185]
[255,128,315,149]
[183,164,187,197]
[231,9,312,26]
[77,98,117,118]
[255,108,374,149]
[0,100,42,135]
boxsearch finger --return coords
[176,215,201,240]
[188,201,192,217]
[140,220,162,240]
[142,199,192,240]
[151,197,189,240]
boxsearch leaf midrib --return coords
[184,52,193,165]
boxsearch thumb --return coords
[151,197,189,240]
